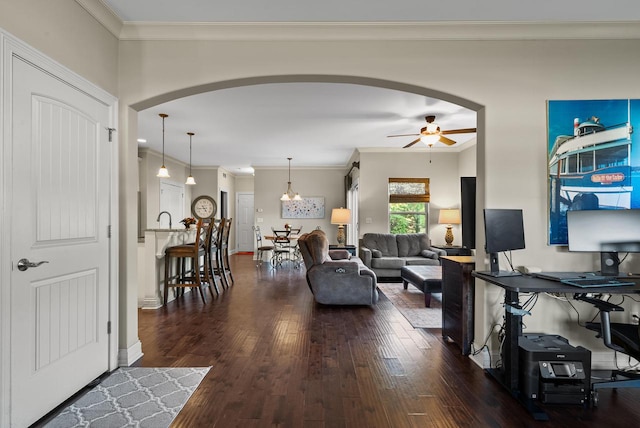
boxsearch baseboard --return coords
[139,296,162,310]
[118,340,144,367]
[467,346,636,372]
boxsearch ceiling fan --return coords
[388,115,477,148]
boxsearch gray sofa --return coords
[298,230,379,305]
[359,233,446,280]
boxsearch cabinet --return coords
[329,245,357,257]
[441,256,475,355]
[433,245,472,256]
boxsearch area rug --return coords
[377,282,442,329]
[44,367,210,428]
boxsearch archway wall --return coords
[119,37,640,356]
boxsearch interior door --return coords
[236,193,254,252]
[10,55,111,427]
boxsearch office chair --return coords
[575,294,640,406]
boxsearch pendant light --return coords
[280,157,302,201]
[156,113,170,178]
[185,132,196,185]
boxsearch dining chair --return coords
[253,225,274,265]
[271,228,296,267]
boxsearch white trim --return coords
[75,0,124,37]
[114,21,640,41]
[0,27,118,427]
[118,340,144,367]
[468,344,638,372]
[68,5,640,42]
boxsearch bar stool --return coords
[163,219,209,305]
[210,218,230,289]
[221,217,234,285]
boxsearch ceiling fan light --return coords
[185,175,196,185]
[420,134,440,145]
[426,122,439,133]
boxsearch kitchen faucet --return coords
[157,211,172,229]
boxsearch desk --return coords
[472,271,640,420]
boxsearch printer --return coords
[518,334,591,405]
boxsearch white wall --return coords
[254,167,345,243]
[117,37,640,362]
[4,1,640,366]
[138,149,192,231]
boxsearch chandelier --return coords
[280,157,301,201]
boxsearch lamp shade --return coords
[331,208,351,225]
[439,209,461,225]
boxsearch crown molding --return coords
[76,0,123,37]
[114,21,640,41]
[73,2,640,42]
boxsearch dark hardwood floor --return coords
[138,255,640,428]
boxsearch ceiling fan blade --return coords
[440,136,457,146]
[388,133,419,138]
[440,127,477,135]
[403,138,421,148]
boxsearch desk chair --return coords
[575,294,640,406]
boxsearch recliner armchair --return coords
[297,230,379,305]
[575,293,640,406]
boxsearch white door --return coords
[10,56,111,427]
[159,181,184,229]
[236,193,254,252]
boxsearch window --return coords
[388,178,429,234]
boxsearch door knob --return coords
[17,258,49,271]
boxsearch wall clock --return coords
[191,195,217,220]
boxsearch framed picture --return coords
[282,197,325,219]
[547,99,640,245]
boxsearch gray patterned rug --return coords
[377,282,442,328]
[44,367,210,428]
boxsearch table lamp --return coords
[439,208,461,246]
[331,207,351,247]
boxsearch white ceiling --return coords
[105,0,638,174]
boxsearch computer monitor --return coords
[566,209,640,276]
[483,209,526,276]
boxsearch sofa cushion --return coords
[405,256,441,266]
[362,233,398,257]
[420,249,438,259]
[396,233,430,257]
[370,257,406,270]
[329,249,351,260]
[371,249,382,258]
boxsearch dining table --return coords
[265,229,301,267]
